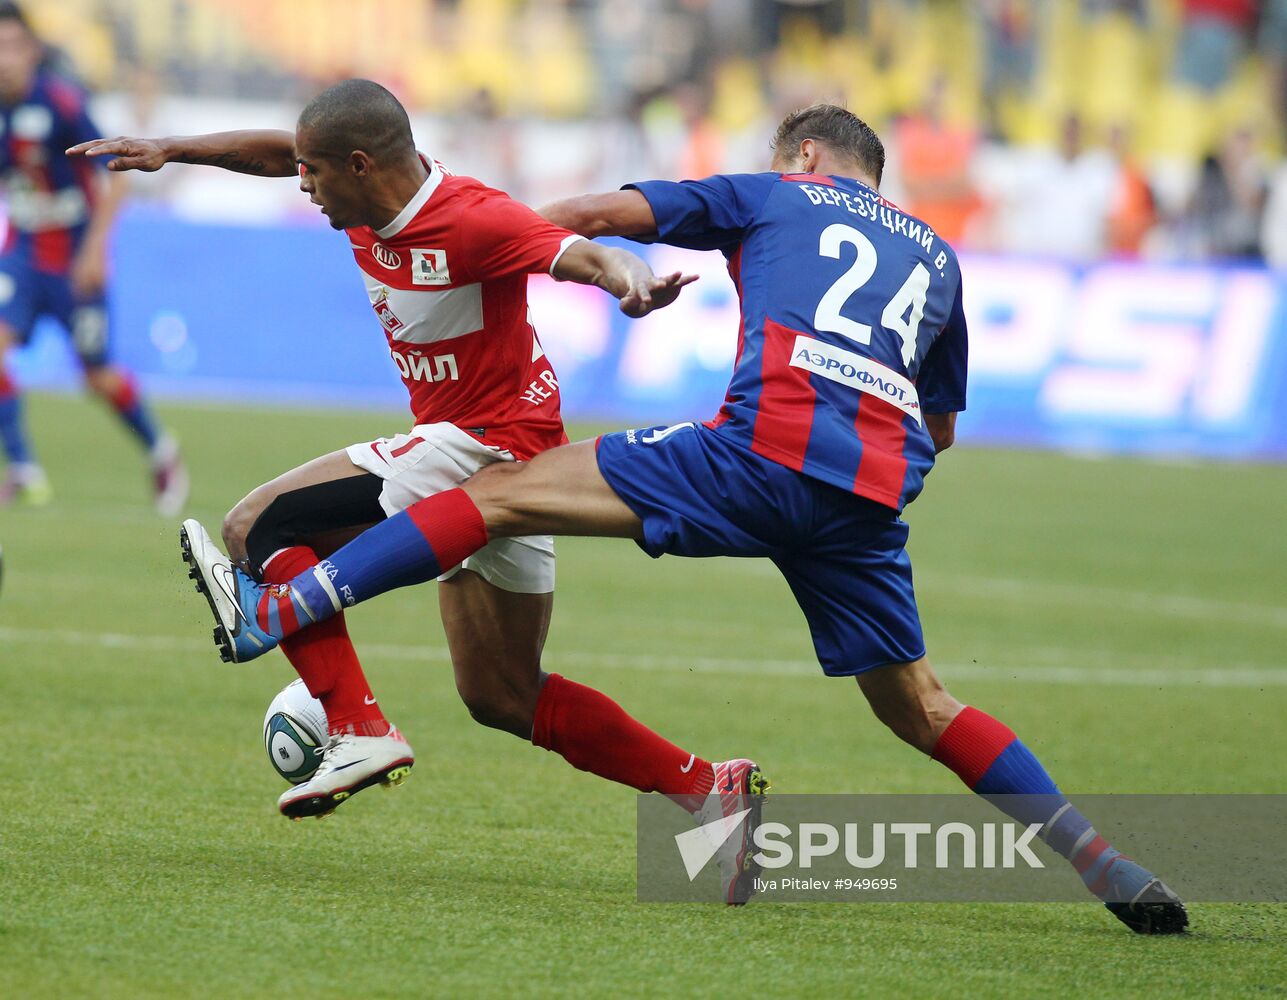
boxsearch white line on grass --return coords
[3,625,1285,689]
[16,501,1287,627]
[730,561,1287,628]
[921,572,1287,629]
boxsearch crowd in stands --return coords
[26,0,1287,266]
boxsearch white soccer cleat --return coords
[277,727,415,819]
[692,758,770,905]
[180,518,280,663]
[0,462,52,506]
[152,436,190,517]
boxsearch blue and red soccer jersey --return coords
[0,71,110,364]
[0,70,103,271]
[594,171,968,673]
[626,172,967,511]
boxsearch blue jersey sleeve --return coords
[916,280,968,414]
[624,173,778,253]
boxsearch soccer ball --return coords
[263,679,328,784]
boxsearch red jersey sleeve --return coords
[457,189,581,282]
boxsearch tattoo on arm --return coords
[187,151,270,174]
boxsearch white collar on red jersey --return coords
[375,155,444,240]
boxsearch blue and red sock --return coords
[932,706,1140,898]
[256,488,489,637]
[262,546,387,736]
[0,369,33,465]
[104,371,161,451]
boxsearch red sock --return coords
[107,371,139,412]
[531,673,713,799]
[931,706,1017,788]
[262,546,388,736]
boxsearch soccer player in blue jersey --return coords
[0,3,186,510]
[180,104,1186,931]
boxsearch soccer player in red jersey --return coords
[183,104,1188,929]
[69,80,761,849]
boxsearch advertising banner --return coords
[13,212,1286,459]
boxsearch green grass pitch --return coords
[1,393,1284,998]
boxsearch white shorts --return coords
[345,422,555,594]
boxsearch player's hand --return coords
[69,243,107,299]
[618,271,698,318]
[66,136,169,172]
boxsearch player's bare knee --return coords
[456,680,534,739]
[221,496,262,561]
[915,686,964,751]
[463,698,526,737]
[464,461,538,534]
[454,658,540,737]
[858,659,962,754]
[869,696,932,751]
[892,693,959,754]
[83,366,113,396]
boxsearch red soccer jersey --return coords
[346,158,582,460]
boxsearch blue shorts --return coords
[0,250,111,366]
[595,422,926,676]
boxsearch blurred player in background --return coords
[0,2,186,510]
[206,104,1188,931]
[71,80,765,847]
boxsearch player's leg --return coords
[466,437,645,538]
[0,322,48,503]
[432,428,768,902]
[263,424,709,818]
[183,450,395,731]
[0,256,49,504]
[58,287,187,515]
[183,447,414,818]
[249,437,639,642]
[439,569,549,737]
[777,497,1186,934]
[247,422,770,794]
[439,567,719,800]
[219,424,578,811]
[856,658,1187,933]
[217,449,391,736]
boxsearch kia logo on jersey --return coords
[372,243,402,269]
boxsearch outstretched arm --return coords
[539,190,659,240]
[551,239,696,318]
[66,130,297,177]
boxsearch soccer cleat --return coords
[179,518,279,663]
[151,436,189,517]
[0,463,52,507]
[278,727,415,819]
[1097,857,1189,934]
[692,758,770,905]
